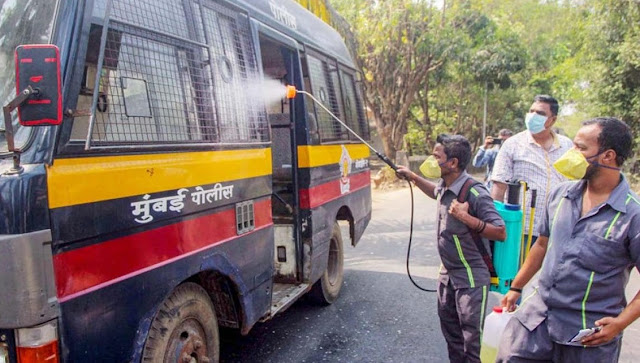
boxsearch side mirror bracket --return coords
[3,86,37,174]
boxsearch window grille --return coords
[340,70,369,140]
[201,4,267,143]
[306,55,347,142]
[80,0,269,147]
[236,200,255,235]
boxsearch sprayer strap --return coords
[458,178,498,278]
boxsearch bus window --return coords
[71,0,269,146]
[327,62,344,126]
[340,70,369,141]
[259,37,290,117]
[201,5,268,143]
[71,25,212,143]
[259,36,292,183]
[305,54,348,142]
[301,57,320,144]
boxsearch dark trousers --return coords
[437,278,489,363]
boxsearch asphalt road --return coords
[220,186,640,362]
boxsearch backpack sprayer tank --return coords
[491,181,523,294]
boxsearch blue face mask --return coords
[525,112,548,134]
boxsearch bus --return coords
[0,0,372,361]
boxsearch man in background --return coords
[472,128,513,188]
[491,95,573,245]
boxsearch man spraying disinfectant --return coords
[396,135,505,363]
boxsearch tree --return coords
[589,1,640,130]
[331,0,452,161]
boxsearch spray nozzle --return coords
[286,85,297,99]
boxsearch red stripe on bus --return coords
[44,58,56,62]
[27,99,51,105]
[54,199,272,301]
[299,171,370,209]
[20,58,32,63]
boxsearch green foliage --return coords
[329,0,640,163]
[588,1,640,127]
[404,122,426,155]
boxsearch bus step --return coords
[264,283,310,320]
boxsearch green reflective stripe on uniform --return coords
[453,234,475,288]
[605,195,634,239]
[470,187,479,197]
[605,212,621,239]
[582,271,595,329]
[627,193,640,206]
[479,285,488,347]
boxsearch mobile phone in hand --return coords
[490,138,503,145]
[569,326,602,343]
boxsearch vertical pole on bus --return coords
[85,0,113,150]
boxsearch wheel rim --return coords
[327,236,339,286]
[166,318,210,363]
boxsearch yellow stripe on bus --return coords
[47,148,272,208]
[297,144,370,168]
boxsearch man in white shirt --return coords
[490,95,573,245]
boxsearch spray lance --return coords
[285,86,398,170]
[285,85,435,292]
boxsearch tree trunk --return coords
[380,124,396,162]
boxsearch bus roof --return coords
[238,0,355,67]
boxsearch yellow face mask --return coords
[420,155,444,179]
[553,148,589,180]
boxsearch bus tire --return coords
[309,222,344,305]
[142,282,219,363]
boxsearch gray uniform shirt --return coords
[436,171,505,289]
[514,175,640,345]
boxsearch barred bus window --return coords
[73,0,269,146]
[306,55,347,142]
[72,26,211,143]
[105,0,192,40]
[202,4,268,143]
[339,70,368,140]
[328,62,347,138]
[353,72,370,140]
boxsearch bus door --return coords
[257,28,307,295]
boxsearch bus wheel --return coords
[142,282,219,363]
[310,222,344,305]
